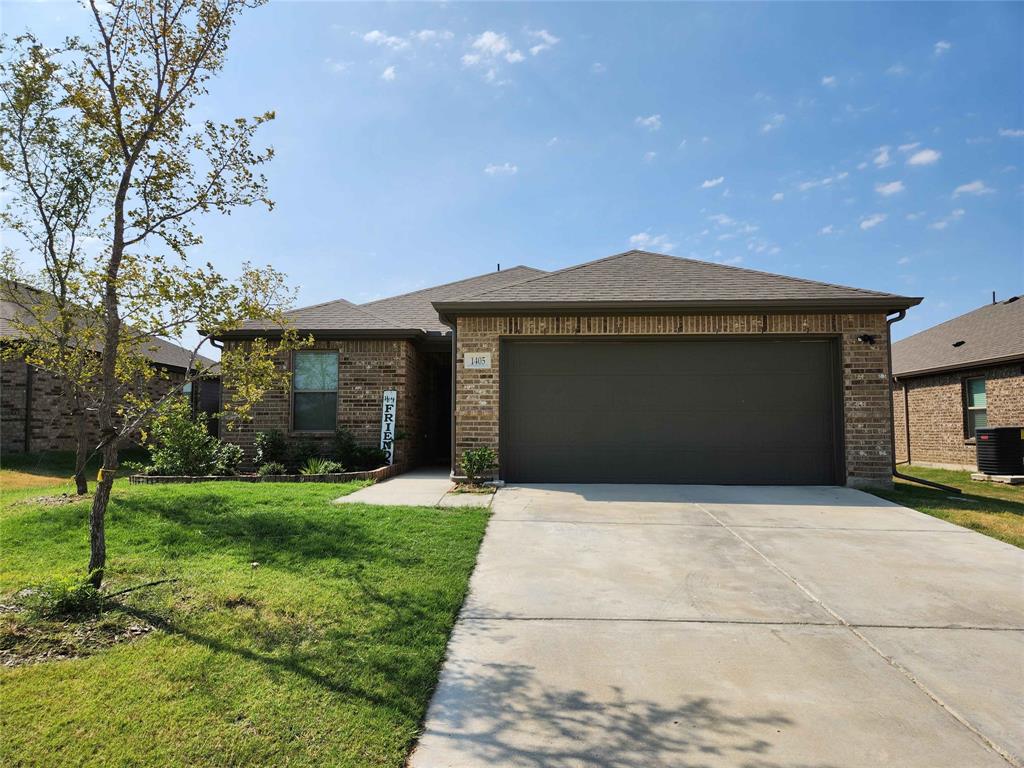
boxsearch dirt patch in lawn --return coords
[19,493,91,507]
[449,483,497,495]
[0,606,154,668]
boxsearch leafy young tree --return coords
[0,0,302,589]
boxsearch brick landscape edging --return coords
[129,463,406,485]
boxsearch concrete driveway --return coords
[410,484,1024,768]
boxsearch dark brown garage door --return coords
[500,338,842,485]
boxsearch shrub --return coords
[462,447,496,485]
[254,430,288,466]
[19,574,103,618]
[286,438,322,470]
[145,397,242,476]
[257,461,288,476]
[333,428,389,470]
[300,457,344,475]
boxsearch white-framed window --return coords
[292,351,339,432]
[963,376,987,439]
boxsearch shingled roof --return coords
[362,265,545,332]
[1,283,215,371]
[434,250,921,315]
[233,297,405,335]
[892,296,1024,378]
[223,265,547,338]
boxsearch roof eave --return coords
[433,296,923,319]
[212,327,426,341]
[893,353,1024,380]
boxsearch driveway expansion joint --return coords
[692,501,1021,768]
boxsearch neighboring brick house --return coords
[218,250,920,488]
[892,296,1024,470]
[1,287,217,455]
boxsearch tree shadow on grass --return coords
[410,656,840,768]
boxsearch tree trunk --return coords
[73,403,89,495]
[87,440,118,588]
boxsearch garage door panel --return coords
[500,339,840,485]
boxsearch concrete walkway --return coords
[333,468,492,508]
[410,483,1024,768]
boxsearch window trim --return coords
[962,375,987,441]
[290,349,340,434]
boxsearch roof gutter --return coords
[211,328,426,342]
[887,310,960,494]
[434,296,922,317]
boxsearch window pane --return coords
[968,409,988,437]
[294,352,338,392]
[293,392,337,431]
[967,378,987,408]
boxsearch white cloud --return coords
[323,58,350,75]
[953,180,994,197]
[907,148,941,166]
[860,213,887,230]
[701,176,725,189]
[381,66,396,81]
[635,114,662,131]
[999,128,1024,138]
[897,256,911,265]
[591,62,606,74]
[363,30,408,50]
[886,63,909,76]
[898,142,920,153]
[934,40,952,56]
[821,75,837,87]
[707,213,735,226]
[966,136,992,145]
[470,30,512,58]
[819,224,837,235]
[546,136,559,147]
[629,232,676,252]
[876,180,905,197]
[643,151,657,163]
[873,146,892,168]
[857,161,868,170]
[484,162,518,176]
[797,172,848,192]
[771,192,784,202]
[761,113,786,133]
[905,211,925,221]
[505,50,525,63]
[930,209,966,230]
[411,29,453,43]
[528,29,559,56]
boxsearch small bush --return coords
[254,430,288,466]
[462,447,496,485]
[19,575,103,618]
[144,398,242,476]
[257,461,288,476]
[286,439,322,470]
[300,457,344,475]
[332,428,389,470]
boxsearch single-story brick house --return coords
[217,250,921,488]
[1,284,218,454]
[892,295,1024,470]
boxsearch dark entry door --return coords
[500,339,840,484]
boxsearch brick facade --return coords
[1,354,187,455]
[454,312,895,488]
[219,337,427,468]
[893,363,1024,469]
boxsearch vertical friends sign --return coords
[379,390,397,465]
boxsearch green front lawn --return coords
[870,466,1024,548]
[0,473,489,766]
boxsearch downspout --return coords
[24,362,33,453]
[887,311,960,493]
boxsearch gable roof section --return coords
[1,282,215,371]
[234,297,406,335]
[361,265,546,332]
[892,296,1024,377]
[434,250,920,315]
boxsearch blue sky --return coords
[3,1,1023,340]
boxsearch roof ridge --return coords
[893,296,1023,346]
[283,296,404,328]
[457,250,642,300]
[362,265,544,306]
